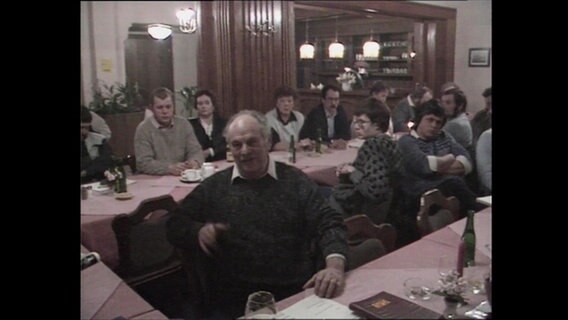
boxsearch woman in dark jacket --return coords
[189,90,227,161]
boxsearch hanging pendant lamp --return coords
[328,17,344,59]
[299,20,315,59]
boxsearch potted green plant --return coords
[89,81,145,115]
[88,81,146,158]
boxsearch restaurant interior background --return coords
[80,0,491,157]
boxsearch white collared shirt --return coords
[230,154,278,183]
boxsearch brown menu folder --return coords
[348,291,443,319]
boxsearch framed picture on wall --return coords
[469,48,491,67]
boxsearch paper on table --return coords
[83,179,137,190]
[276,295,360,319]
[476,196,492,206]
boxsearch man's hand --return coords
[330,139,347,150]
[168,162,188,176]
[198,222,230,256]
[303,257,345,298]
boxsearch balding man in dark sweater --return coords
[167,110,348,319]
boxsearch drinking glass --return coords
[403,277,433,300]
[244,291,277,319]
[438,255,456,277]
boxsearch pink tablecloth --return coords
[81,261,163,319]
[81,174,196,269]
[277,208,492,317]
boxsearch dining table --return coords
[80,245,168,320]
[81,147,359,270]
[276,207,492,318]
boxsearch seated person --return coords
[329,98,403,224]
[397,100,482,220]
[368,80,394,135]
[134,87,204,175]
[439,81,461,98]
[89,110,112,140]
[266,85,312,151]
[300,84,350,149]
[441,89,473,150]
[476,128,492,194]
[471,87,492,149]
[81,106,114,183]
[166,110,348,319]
[392,85,433,133]
[189,89,227,161]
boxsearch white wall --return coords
[80,1,198,111]
[413,0,492,114]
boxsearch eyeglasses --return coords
[352,119,371,126]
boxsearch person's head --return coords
[440,81,460,96]
[273,85,297,117]
[150,87,175,126]
[81,105,92,140]
[352,98,391,139]
[195,89,217,119]
[321,84,340,113]
[369,81,390,103]
[482,87,492,114]
[441,89,467,118]
[414,100,447,140]
[410,86,433,107]
[224,110,272,179]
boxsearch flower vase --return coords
[341,82,352,92]
[442,297,460,319]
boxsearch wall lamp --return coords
[245,20,277,36]
[176,8,197,33]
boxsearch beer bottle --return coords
[315,128,323,154]
[288,135,296,163]
[461,210,476,267]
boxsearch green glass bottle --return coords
[461,210,476,267]
[288,135,296,163]
[111,157,127,194]
[315,128,322,154]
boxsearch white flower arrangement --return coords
[433,270,469,305]
[104,168,123,182]
[336,72,357,85]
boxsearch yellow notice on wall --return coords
[101,59,112,72]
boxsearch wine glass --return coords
[244,291,277,319]
[437,255,456,277]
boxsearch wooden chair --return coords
[416,189,460,237]
[344,214,397,270]
[112,194,182,287]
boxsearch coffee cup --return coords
[183,169,201,181]
[201,162,215,179]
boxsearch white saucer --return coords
[180,177,201,183]
[114,192,134,200]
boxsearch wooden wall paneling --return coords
[425,22,437,91]
[412,22,425,87]
[199,1,295,118]
[125,35,173,102]
[443,18,456,91]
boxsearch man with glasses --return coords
[300,84,351,149]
